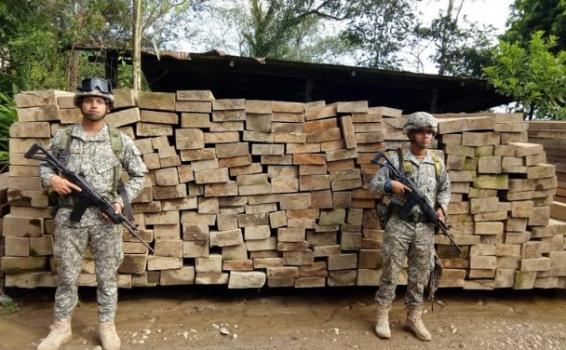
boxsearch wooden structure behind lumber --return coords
[528,121,566,204]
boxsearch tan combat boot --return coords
[374,303,391,339]
[406,305,432,341]
[100,321,121,350]
[37,318,72,350]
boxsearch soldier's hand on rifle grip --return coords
[390,180,411,195]
[436,208,445,223]
[112,202,123,215]
[49,175,82,195]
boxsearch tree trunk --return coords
[132,0,142,92]
[67,47,80,92]
[528,104,535,120]
[438,0,463,76]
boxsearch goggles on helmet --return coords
[76,77,112,94]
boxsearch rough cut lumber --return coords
[6,91,565,291]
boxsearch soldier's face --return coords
[410,128,434,149]
[81,96,108,121]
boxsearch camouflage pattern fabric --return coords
[369,149,450,306]
[403,112,438,135]
[40,124,147,226]
[53,213,122,321]
[39,123,147,321]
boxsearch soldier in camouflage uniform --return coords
[369,112,450,342]
[37,77,148,350]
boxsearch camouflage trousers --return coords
[53,210,123,322]
[375,214,434,306]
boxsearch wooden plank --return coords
[551,202,566,221]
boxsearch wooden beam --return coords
[304,77,313,102]
[105,54,119,89]
[430,88,438,113]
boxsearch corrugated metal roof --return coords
[76,45,511,113]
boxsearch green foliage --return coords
[0,296,19,316]
[141,0,193,48]
[242,0,309,58]
[341,0,419,69]
[0,1,61,93]
[504,0,566,52]
[0,0,195,96]
[0,92,17,162]
[237,0,355,61]
[484,31,566,120]
[208,0,421,68]
[418,0,496,77]
[6,0,562,101]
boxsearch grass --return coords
[0,296,20,316]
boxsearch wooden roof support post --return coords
[430,88,439,113]
[104,53,119,89]
[132,0,142,92]
[304,77,313,102]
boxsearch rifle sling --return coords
[118,183,134,222]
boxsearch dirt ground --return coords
[1,287,566,350]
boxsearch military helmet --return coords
[403,111,438,135]
[73,77,114,109]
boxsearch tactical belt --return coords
[390,204,429,223]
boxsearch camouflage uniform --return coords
[369,149,450,306]
[40,123,147,322]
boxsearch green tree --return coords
[0,92,16,163]
[0,0,67,94]
[484,31,566,120]
[504,0,566,51]
[341,0,419,69]
[0,0,196,95]
[237,0,356,60]
[419,0,496,77]
[201,0,421,68]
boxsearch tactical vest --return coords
[57,124,123,194]
[376,151,444,226]
[401,151,443,182]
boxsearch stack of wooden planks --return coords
[1,90,565,291]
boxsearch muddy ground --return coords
[1,287,565,350]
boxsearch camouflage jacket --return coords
[39,123,148,227]
[369,149,451,215]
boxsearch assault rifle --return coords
[371,149,461,253]
[25,144,154,254]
